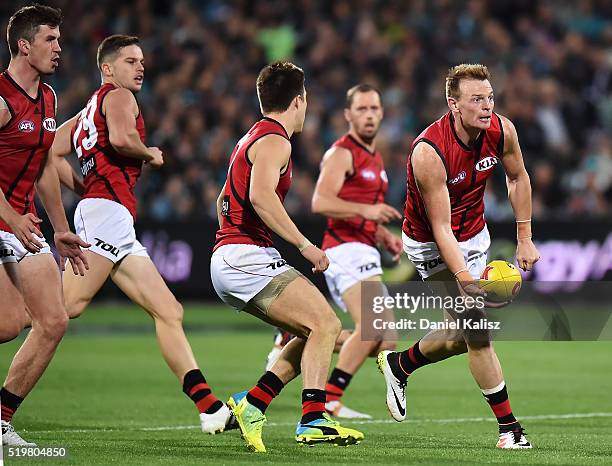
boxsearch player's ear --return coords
[17,38,30,56]
[447,97,459,112]
[344,108,351,123]
[101,62,112,77]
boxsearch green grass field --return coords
[1,303,611,465]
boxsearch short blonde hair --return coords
[446,64,491,99]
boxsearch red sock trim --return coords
[195,394,219,414]
[325,383,343,402]
[491,399,512,418]
[302,401,325,415]
[259,382,279,397]
[249,386,273,406]
[408,346,418,365]
[1,406,15,422]
[398,353,412,376]
[188,383,210,397]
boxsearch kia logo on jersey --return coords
[18,120,35,132]
[448,170,466,185]
[361,169,376,180]
[43,118,57,132]
[475,156,499,172]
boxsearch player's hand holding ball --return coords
[146,146,164,169]
[455,267,513,309]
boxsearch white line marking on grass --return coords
[27,412,612,434]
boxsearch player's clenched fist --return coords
[146,146,164,169]
[516,237,540,271]
[301,244,330,273]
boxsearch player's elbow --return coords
[311,195,324,214]
[108,132,133,152]
[249,189,267,212]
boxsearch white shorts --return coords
[210,244,294,310]
[324,242,383,311]
[0,230,51,264]
[403,226,490,279]
[74,198,148,264]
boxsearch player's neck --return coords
[7,59,40,98]
[262,112,293,138]
[454,114,482,148]
[348,130,376,152]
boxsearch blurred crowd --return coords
[2,0,611,221]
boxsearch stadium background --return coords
[2,0,610,298]
[0,1,611,464]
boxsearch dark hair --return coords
[346,83,383,109]
[446,64,491,99]
[97,35,141,71]
[256,61,305,113]
[7,4,62,57]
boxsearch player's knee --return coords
[327,314,342,338]
[446,339,468,355]
[148,298,184,327]
[310,308,341,338]
[466,338,492,351]
[37,310,69,340]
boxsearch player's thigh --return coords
[0,262,27,338]
[263,276,340,339]
[342,275,390,324]
[63,250,114,315]
[18,254,67,328]
[111,255,179,319]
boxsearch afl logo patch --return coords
[380,170,388,183]
[18,120,35,132]
[43,117,56,132]
[361,169,376,180]
[448,170,466,185]
[475,156,498,172]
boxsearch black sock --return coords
[301,389,326,424]
[326,368,353,402]
[1,387,23,423]
[482,382,520,433]
[397,340,432,377]
[182,369,223,414]
[246,371,285,414]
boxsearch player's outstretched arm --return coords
[249,134,328,273]
[311,146,401,223]
[50,115,85,195]
[104,88,163,168]
[499,116,540,271]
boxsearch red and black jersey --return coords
[403,111,504,243]
[214,117,292,250]
[72,83,145,219]
[0,71,57,233]
[322,134,388,250]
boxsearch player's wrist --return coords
[297,238,312,252]
[454,269,474,283]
